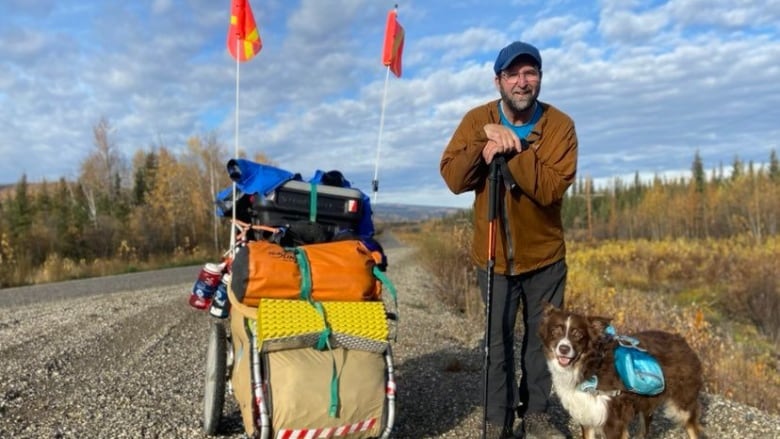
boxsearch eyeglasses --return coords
[500,69,540,84]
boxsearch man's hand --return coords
[482,124,521,163]
[482,140,504,164]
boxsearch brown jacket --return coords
[440,99,577,275]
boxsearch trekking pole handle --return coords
[488,158,501,222]
[487,157,504,260]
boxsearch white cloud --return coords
[0,28,47,57]
[151,0,173,15]
[525,15,596,44]
[667,0,780,28]
[598,8,670,43]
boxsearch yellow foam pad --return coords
[256,299,389,352]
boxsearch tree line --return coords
[1,117,778,287]
[0,119,270,287]
[563,150,779,243]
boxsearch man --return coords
[440,41,577,438]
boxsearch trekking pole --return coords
[482,157,502,439]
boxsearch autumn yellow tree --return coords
[183,134,231,252]
[137,148,189,253]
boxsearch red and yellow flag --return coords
[227,0,262,62]
[382,9,404,77]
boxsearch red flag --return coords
[382,9,404,77]
[227,0,262,62]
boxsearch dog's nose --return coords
[558,345,571,355]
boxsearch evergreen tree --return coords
[731,156,744,180]
[35,180,52,213]
[769,149,779,182]
[631,171,644,203]
[132,150,158,206]
[692,150,705,193]
[690,151,707,238]
[8,174,33,241]
[51,178,77,257]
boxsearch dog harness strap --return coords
[606,325,647,351]
[578,376,599,393]
[578,376,621,397]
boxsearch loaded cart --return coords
[200,159,398,439]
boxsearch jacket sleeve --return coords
[507,115,578,206]
[440,108,489,194]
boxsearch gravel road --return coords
[1,244,778,438]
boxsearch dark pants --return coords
[477,259,566,427]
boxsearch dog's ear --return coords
[541,301,557,316]
[588,315,612,334]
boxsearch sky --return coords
[1,0,779,208]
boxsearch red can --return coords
[189,262,224,310]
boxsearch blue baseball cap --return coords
[493,41,542,74]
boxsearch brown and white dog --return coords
[539,303,704,439]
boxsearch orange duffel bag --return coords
[230,239,384,307]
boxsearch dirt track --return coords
[1,245,778,438]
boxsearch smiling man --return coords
[440,41,578,439]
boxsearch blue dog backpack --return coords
[606,326,665,395]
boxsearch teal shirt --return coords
[498,101,542,139]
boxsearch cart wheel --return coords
[203,319,227,435]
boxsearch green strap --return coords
[373,266,398,309]
[293,248,330,348]
[308,182,318,222]
[293,246,339,417]
[373,267,399,342]
[328,352,339,417]
[295,247,313,300]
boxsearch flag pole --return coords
[372,4,399,205]
[372,65,391,205]
[230,37,241,257]
[226,0,261,257]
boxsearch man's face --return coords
[495,58,542,115]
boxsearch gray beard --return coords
[500,88,536,116]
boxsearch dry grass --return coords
[407,221,780,414]
[396,219,482,320]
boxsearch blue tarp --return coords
[216,159,374,238]
[227,158,296,195]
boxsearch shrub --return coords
[413,221,481,320]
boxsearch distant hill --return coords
[371,203,465,223]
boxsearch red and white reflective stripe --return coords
[275,418,377,439]
[253,383,265,428]
[386,380,396,396]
